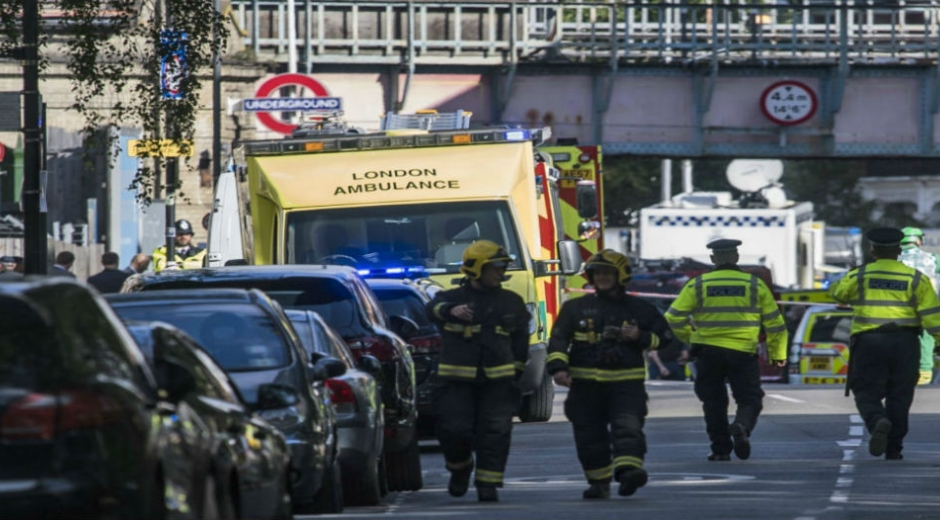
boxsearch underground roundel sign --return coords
[760,80,818,126]
[248,74,341,135]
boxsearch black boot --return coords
[869,417,891,457]
[448,463,473,497]
[707,453,730,461]
[730,422,751,460]
[477,486,499,502]
[582,483,610,499]
[616,468,648,497]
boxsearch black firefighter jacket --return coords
[547,292,674,382]
[427,282,531,382]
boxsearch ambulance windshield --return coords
[286,201,524,274]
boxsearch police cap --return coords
[866,227,905,247]
[706,238,742,253]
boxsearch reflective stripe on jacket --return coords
[152,246,207,272]
[665,267,788,360]
[831,258,940,340]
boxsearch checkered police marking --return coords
[648,215,786,227]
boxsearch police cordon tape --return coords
[564,287,842,307]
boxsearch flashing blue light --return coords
[357,265,429,279]
[504,130,530,141]
[386,267,406,274]
[357,269,371,276]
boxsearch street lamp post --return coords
[22,0,46,274]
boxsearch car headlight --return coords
[526,303,538,335]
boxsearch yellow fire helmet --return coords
[583,249,632,285]
[460,240,513,280]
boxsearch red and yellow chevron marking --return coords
[534,161,561,339]
[542,145,604,299]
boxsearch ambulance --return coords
[208,110,587,422]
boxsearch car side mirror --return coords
[255,383,300,411]
[316,356,347,380]
[389,314,420,340]
[558,240,583,275]
[155,359,196,404]
[357,354,383,378]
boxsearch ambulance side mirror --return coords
[576,181,598,219]
[558,240,583,275]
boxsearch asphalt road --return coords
[304,382,940,520]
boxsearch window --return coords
[807,314,853,344]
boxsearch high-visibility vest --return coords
[152,246,207,272]
[665,267,788,360]
[831,258,940,339]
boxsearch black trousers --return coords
[564,379,648,484]
[432,379,521,487]
[850,329,920,455]
[693,344,764,456]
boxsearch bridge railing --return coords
[227,0,940,66]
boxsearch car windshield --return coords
[111,302,291,372]
[285,200,524,274]
[807,313,853,344]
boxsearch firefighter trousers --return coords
[432,379,521,487]
[693,344,764,456]
[564,379,648,484]
[850,329,920,456]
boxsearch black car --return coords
[125,320,294,520]
[0,277,290,520]
[106,288,345,514]
[123,265,423,492]
[364,278,443,438]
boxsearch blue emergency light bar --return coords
[244,127,548,156]
[356,266,430,280]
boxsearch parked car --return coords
[285,309,386,506]
[123,265,423,492]
[788,304,854,385]
[106,288,345,514]
[0,277,290,520]
[125,320,294,519]
[364,278,443,438]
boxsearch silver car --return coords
[285,309,387,506]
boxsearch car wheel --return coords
[312,459,344,514]
[273,472,293,520]
[385,432,423,492]
[518,371,554,423]
[343,452,382,506]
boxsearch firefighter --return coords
[547,249,673,499]
[426,240,530,502]
[899,227,940,385]
[832,227,940,460]
[664,239,788,461]
[152,219,207,272]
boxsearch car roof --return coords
[130,265,362,287]
[106,287,256,304]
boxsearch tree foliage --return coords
[0,0,227,202]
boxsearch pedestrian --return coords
[124,253,152,275]
[87,252,131,294]
[831,227,940,460]
[664,238,788,461]
[898,227,940,385]
[647,337,690,381]
[547,249,673,499]
[425,240,530,503]
[0,255,23,280]
[152,219,207,272]
[49,251,76,278]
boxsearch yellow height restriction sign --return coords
[128,139,194,158]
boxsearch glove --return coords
[601,325,622,342]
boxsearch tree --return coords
[0,0,227,200]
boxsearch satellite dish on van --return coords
[726,159,784,192]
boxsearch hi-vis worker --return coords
[899,227,940,385]
[153,219,207,272]
[425,240,530,503]
[547,250,672,500]
[665,239,787,461]
[832,228,940,460]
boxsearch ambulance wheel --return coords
[518,371,554,423]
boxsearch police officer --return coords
[665,239,787,461]
[152,219,207,272]
[426,240,530,502]
[547,249,673,499]
[832,227,940,460]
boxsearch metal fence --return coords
[228,0,940,66]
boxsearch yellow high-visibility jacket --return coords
[665,267,788,361]
[831,258,940,341]
[152,246,207,273]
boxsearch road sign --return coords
[127,139,194,158]
[252,73,331,135]
[760,80,818,126]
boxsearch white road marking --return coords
[849,426,864,437]
[850,414,863,424]
[830,490,849,503]
[767,393,805,403]
[839,464,854,474]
